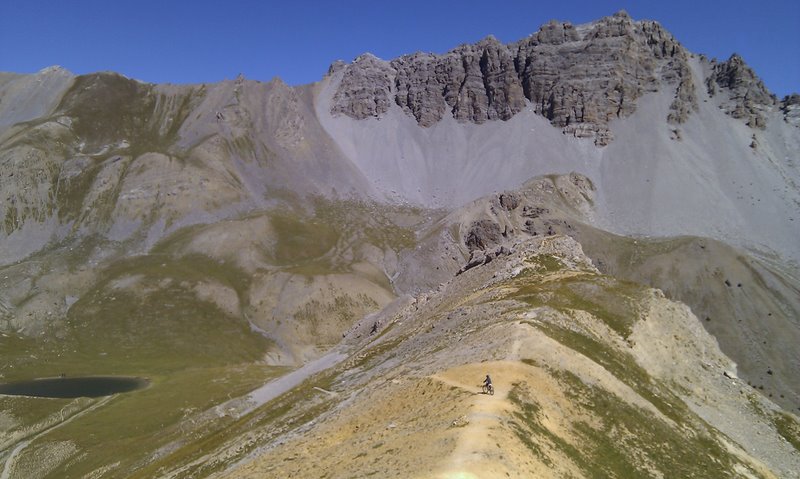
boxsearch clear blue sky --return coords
[1,0,798,97]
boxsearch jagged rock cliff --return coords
[330,11,700,145]
[706,53,777,129]
[330,11,796,147]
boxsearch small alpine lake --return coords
[0,376,149,398]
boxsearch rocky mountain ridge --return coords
[329,11,792,146]
[0,69,378,265]
[2,11,798,266]
[221,232,800,478]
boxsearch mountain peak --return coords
[37,65,72,76]
[477,33,501,45]
[706,52,776,128]
[612,9,631,19]
[354,52,386,64]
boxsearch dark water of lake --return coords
[0,376,149,398]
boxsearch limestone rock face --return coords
[780,93,800,127]
[389,36,527,127]
[390,52,448,127]
[513,12,696,143]
[706,54,776,129]
[330,11,699,145]
[331,54,395,119]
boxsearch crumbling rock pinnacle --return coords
[465,219,503,252]
[706,54,777,129]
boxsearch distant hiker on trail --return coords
[370,322,378,335]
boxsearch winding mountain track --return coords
[0,395,113,479]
